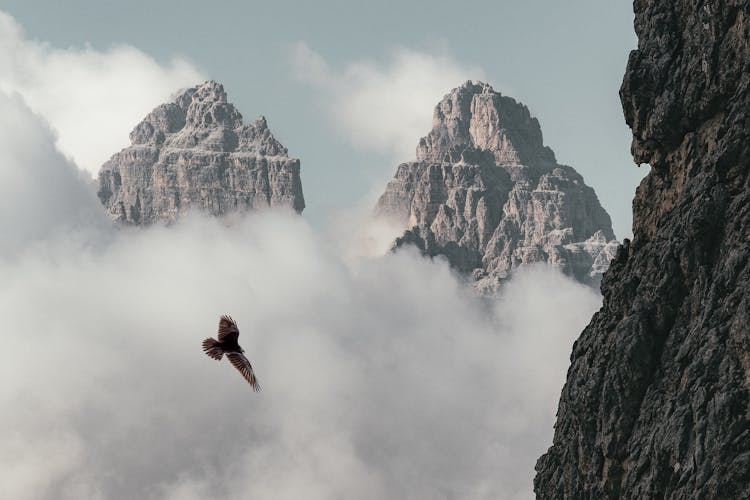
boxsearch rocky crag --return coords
[375,81,618,291]
[98,81,304,224]
[535,2,750,499]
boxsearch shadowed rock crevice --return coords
[376,81,618,292]
[98,81,304,225]
[535,1,750,498]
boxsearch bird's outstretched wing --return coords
[217,315,240,342]
[226,352,261,392]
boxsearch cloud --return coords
[0,26,600,500]
[0,10,204,176]
[290,42,485,161]
[0,210,600,499]
[0,143,599,500]
[0,90,111,256]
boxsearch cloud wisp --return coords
[0,10,204,176]
[289,42,485,163]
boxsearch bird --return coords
[202,315,261,392]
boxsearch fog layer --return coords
[0,53,601,500]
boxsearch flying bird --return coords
[202,315,261,391]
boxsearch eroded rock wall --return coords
[535,2,750,498]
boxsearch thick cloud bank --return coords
[1,211,600,500]
[0,10,203,176]
[0,36,601,500]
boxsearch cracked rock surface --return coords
[376,81,617,291]
[98,81,304,224]
[535,2,750,498]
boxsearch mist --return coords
[0,30,603,500]
[1,203,601,500]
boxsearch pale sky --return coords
[2,0,645,238]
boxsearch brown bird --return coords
[202,315,261,391]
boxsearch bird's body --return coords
[204,336,242,357]
[202,315,260,391]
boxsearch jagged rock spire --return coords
[98,81,304,225]
[416,80,556,166]
[376,81,617,291]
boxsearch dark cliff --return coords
[535,2,750,499]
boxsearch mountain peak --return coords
[377,80,615,291]
[416,82,556,166]
[458,79,495,93]
[183,80,243,129]
[99,81,304,225]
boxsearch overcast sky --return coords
[2,0,645,238]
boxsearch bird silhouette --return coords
[202,315,260,391]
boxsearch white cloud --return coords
[0,213,599,499]
[290,42,485,161]
[0,10,204,176]
[0,27,600,500]
[0,91,110,256]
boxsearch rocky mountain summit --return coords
[376,81,618,291]
[535,2,750,499]
[98,81,304,224]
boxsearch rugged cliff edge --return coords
[98,81,304,224]
[535,2,750,499]
[375,81,618,291]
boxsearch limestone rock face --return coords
[376,81,617,290]
[535,2,750,498]
[98,81,304,224]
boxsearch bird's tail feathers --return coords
[202,338,223,360]
[250,377,261,393]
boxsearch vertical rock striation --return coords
[376,81,618,291]
[98,81,304,224]
[535,2,750,498]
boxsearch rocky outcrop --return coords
[535,2,750,499]
[376,81,618,291]
[98,81,304,224]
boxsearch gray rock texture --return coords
[375,81,618,291]
[535,2,750,499]
[98,81,304,224]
